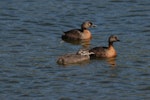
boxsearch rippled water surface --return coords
[0,0,150,100]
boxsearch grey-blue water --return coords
[0,0,150,100]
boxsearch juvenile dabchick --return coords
[90,35,120,58]
[62,21,96,40]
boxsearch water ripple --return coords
[0,0,150,100]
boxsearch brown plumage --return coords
[62,21,96,40]
[90,35,120,58]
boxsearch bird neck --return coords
[81,27,87,31]
[108,42,114,48]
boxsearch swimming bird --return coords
[90,35,120,58]
[57,49,94,65]
[62,21,96,40]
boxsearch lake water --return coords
[0,0,150,100]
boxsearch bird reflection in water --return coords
[106,57,117,68]
[91,57,117,68]
[62,38,91,48]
